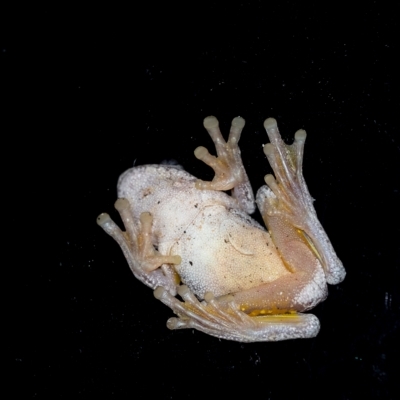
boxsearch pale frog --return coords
[97,116,345,342]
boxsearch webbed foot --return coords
[259,118,345,284]
[154,285,320,342]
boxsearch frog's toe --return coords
[153,285,320,342]
[259,118,345,284]
[194,116,247,191]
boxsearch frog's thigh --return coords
[217,240,328,314]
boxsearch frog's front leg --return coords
[97,198,181,295]
[194,116,255,214]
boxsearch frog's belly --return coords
[167,205,290,298]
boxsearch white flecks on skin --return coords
[97,116,345,342]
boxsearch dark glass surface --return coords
[7,3,398,398]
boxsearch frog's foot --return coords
[97,198,181,294]
[195,116,255,214]
[260,118,345,284]
[154,285,320,342]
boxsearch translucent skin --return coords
[97,116,345,342]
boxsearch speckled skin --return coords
[117,165,290,298]
[97,116,345,342]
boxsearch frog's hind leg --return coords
[154,285,320,342]
[194,116,255,214]
[260,118,345,284]
[97,198,181,294]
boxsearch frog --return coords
[97,115,345,342]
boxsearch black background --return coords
[6,2,399,398]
